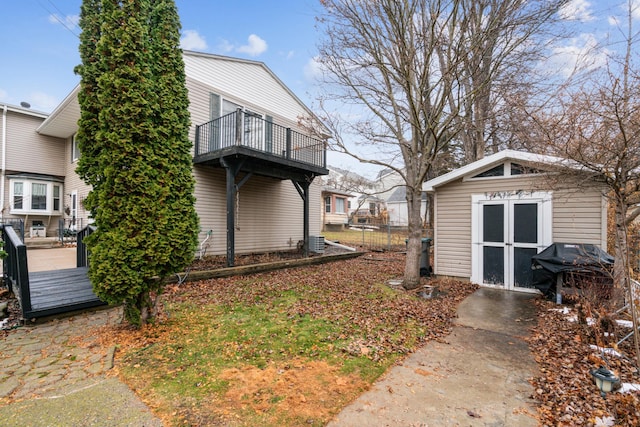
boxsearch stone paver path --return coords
[0,307,162,426]
[0,308,121,401]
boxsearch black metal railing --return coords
[58,218,84,243]
[1,219,24,242]
[195,109,326,169]
[1,224,31,314]
[76,224,96,268]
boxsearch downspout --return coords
[1,105,7,221]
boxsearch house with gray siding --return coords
[34,50,328,265]
[423,150,607,292]
[0,103,67,237]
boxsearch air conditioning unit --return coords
[309,235,325,254]
[29,226,47,238]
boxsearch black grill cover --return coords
[531,243,614,296]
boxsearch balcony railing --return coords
[195,109,326,169]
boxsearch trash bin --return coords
[406,238,432,276]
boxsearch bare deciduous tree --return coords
[531,0,640,365]
[315,0,567,289]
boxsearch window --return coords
[472,165,504,178]
[209,92,269,151]
[9,178,63,214]
[335,197,345,214]
[31,183,47,210]
[511,163,542,175]
[71,134,80,162]
[53,185,61,211]
[325,196,331,213]
[13,182,23,210]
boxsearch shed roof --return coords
[422,150,568,192]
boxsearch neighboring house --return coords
[423,149,607,293]
[321,187,352,231]
[35,50,329,265]
[0,103,67,237]
[375,168,428,228]
[322,166,375,217]
[385,186,428,227]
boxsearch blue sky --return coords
[0,0,322,113]
[0,0,637,176]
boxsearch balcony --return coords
[194,109,328,180]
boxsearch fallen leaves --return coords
[527,299,640,426]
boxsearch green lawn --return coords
[109,253,475,426]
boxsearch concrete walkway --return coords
[27,247,76,273]
[328,287,540,426]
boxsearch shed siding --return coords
[433,175,605,280]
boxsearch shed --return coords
[422,150,607,292]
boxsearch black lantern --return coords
[591,366,620,397]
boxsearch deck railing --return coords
[195,109,326,169]
[1,224,31,314]
[76,224,96,268]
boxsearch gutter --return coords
[1,104,6,220]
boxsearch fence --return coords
[58,218,84,243]
[0,219,24,242]
[323,225,432,252]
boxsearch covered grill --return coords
[531,243,614,299]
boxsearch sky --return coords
[0,0,638,177]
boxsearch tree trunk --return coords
[613,198,640,367]
[613,200,629,293]
[403,186,424,290]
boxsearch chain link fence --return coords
[323,225,432,252]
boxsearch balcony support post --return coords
[220,156,249,267]
[292,176,315,258]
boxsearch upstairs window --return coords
[71,134,81,162]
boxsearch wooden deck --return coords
[26,267,106,318]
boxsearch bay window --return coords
[9,176,63,215]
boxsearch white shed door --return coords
[471,192,552,291]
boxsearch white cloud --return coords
[632,0,640,20]
[217,39,234,53]
[304,56,323,82]
[548,33,608,77]
[236,34,267,57]
[180,30,207,51]
[48,13,80,28]
[559,0,595,22]
[28,92,59,113]
[285,50,295,60]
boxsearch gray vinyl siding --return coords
[186,74,323,255]
[433,174,606,280]
[183,52,312,123]
[186,76,303,137]
[5,111,65,176]
[194,166,321,256]
[63,136,93,228]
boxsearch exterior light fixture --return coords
[591,366,620,397]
